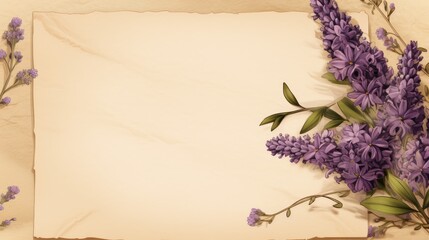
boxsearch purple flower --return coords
[15,69,38,85]
[0,49,6,60]
[9,17,22,28]
[389,3,395,11]
[0,218,16,227]
[329,45,366,80]
[0,97,11,105]
[247,208,265,226]
[376,28,387,40]
[383,100,420,138]
[266,134,311,163]
[383,37,398,50]
[14,51,22,63]
[1,185,20,202]
[342,164,377,192]
[348,79,383,110]
[367,225,383,237]
[357,127,389,161]
[340,123,367,145]
[2,17,24,45]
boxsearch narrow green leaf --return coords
[361,196,417,215]
[415,225,422,231]
[423,224,429,229]
[424,85,429,97]
[383,0,388,12]
[425,63,429,73]
[337,97,367,122]
[423,189,429,209]
[418,47,428,52]
[260,112,287,126]
[324,119,344,130]
[283,82,301,107]
[300,107,326,134]
[324,109,344,120]
[271,115,286,131]
[286,209,291,217]
[308,197,316,205]
[339,191,350,198]
[322,72,350,85]
[387,171,420,207]
[333,202,343,208]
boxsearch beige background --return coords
[0,0,427,240]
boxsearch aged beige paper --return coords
[33,12,369,239]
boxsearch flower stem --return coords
[368,0,429,78]
[266,190,349,217]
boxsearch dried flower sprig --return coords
[361,0,429,77]
[0,17,38,105]
[247,190,350,227]
[0,17,35,228]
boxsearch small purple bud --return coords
[376,28,387,40]
[14,51,22,63]
[28,68,38,78]
[0,205,3,211]
[1,97,11,105]
[9,17,22,29]
[0,50,6,59]
[389,3,395,11]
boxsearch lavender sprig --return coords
[0,17,38,105]
[247,190,349,227]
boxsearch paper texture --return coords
[33,12,369,239]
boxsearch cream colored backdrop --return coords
[0,0,427,240]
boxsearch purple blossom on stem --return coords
[1,185,20,203]
[2,17,24,45]
[342,164,377,192]
[0,49,6,60]
[376,28,387,40]
[329,45,366,81]
[13,51,22,63]
[0,97,11,105]
[16,69,38,85]
[348,79,383,110]
[0,218,16,227]
[247,208,265,226]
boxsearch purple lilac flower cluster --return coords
[247,208,265,226]
[265,0,429,194]
[311,0,393,111]
[267,125,391,192]
[2,17,24,45]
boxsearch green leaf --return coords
[425,63,429,73]
[322,72,350,85]
[339,191,350,198]
[361,196,417,215]
[300,107,326,134]
[337,97,367,123]
[283,82,301,107]
[260,112,287,126]
[333,202,343,208]
[286,209,291,217]
[415,225,422,231]
[423,189,429,209]
[418,47,428,52]
[324,119,344,130]
[271,115,286,131]
[386,171,420,207]
[324,109,344,120]
[424,85,429,97]
[383,0,388,12]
